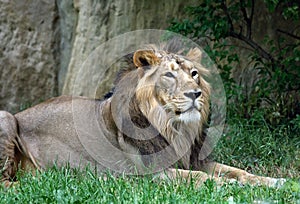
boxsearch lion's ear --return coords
[133,50,160,68]
[186,47,202,62]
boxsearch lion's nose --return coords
[184,90,202,100]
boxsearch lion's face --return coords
[133,48,210,126]
[154,54,205,123]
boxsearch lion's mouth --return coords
[175,107,198,115]
[175,111,182,115]
[175,107,201,122]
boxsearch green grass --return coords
[213,117,300,179]
[1,117,299,203]
[0,168,299,204]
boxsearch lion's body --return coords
[14,96,101,170]
[0,97,98,178]
[0,45,285,187]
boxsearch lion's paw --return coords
[267,178,287,188]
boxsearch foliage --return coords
[168,0,300,125]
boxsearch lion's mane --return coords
[109,43,211,171]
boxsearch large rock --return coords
[1,0,297,113]
[0,0,59,113]
[61,0,198,97]
[56,0,78,93]
[0,0,199,112]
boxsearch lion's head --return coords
[110,44,211,170]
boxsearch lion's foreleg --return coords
[159,164,285,187]
[157,168,224,186]
[200,161,286,187]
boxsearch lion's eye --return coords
[191,69,199,80]
[164,72,175,78]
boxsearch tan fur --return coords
[0,46,285,187]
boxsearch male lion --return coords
[0,44,285,187]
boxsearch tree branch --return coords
[229,31,276,63]
[220,1,234,33]
[239,0,252,39]
[221,1,275,65]
[249,0,254,37]
[276,29,300,40]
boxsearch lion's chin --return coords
[177,109,201,123]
